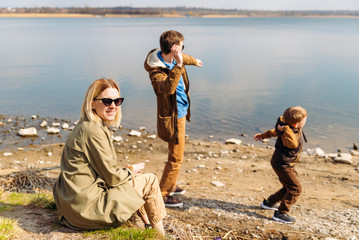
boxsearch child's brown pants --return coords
[268,166,302,213]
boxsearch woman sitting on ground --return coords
[53,78,166,235]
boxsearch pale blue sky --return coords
[1,0,359,10]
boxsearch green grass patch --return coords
[84,226,166,240]
[0,203,12,213]
[0,217,18,240]
[0,192,56,210]
[29,193,56,210]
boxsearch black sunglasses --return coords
[93,97,124,106]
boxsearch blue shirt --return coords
[157,51,189,119]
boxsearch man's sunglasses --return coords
[93,98,124,106]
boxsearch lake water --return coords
[0,17,358,152]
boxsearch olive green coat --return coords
[53,120,144,229]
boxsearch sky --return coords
[1,0,359,11]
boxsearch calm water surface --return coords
[0,17,358,152]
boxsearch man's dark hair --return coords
[159,30,184,54]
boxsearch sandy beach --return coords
[0,115,358,239]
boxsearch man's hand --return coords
[196,59,203,67]
[171,44,183,67]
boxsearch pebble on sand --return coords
[18,127,38,137]
[333,153,353,164]
[40,120,48,128]
[129,130,141,137]
[211,181,225,187]
[52,123,61,127]
[147,134,156,139]
[112,136,123,142]
[306,148,325,157]
[225,138,242,145]
[47,127,60,134]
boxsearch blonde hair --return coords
[80,78,122,127]
[283,106,308,126]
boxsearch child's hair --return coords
[283,106,308,126]
[159,30,184,54]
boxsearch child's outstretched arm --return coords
[253,129,277,141]
[253,133,263,141]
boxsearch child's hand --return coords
[196,59,202,67]
[128,162,145,174]
[277,125,285,131]
[253,133,263,141]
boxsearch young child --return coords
[254,106,308,223]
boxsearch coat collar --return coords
[145,49,166,68]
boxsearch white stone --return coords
[129,130,141,137]
[3,152,12,156]
[52,122,61,127]
[211,181,225,187]
[74,120,79,125]
[18,127,38,137]
[225,138,242,145]
[47,127,60,134]
[334,155,353,164]
[31,115,37,119]
[62,123,69,129]
[262,139,270,143]
[306,148,325,157]
[17,147,24,151]
[147,134,156,139]
[350,150,359,156]
[326,153,339,159]
[197,164,206,168]
[220,150,229,155]
[139,126,146,131]
[7,118,12,123]
[46,152,52,156]
[111,135,123,142]
[69,126,75,131]
[209,135,214,139]
[40,120,47,128]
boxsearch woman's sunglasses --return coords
[93,97,124,106]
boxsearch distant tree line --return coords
[1,6,359,17]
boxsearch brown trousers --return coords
[159,116,186,197]
[268,166,302,213]
[129,173,166,226]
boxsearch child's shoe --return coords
[260,199,279,210]
[272,210,296,223]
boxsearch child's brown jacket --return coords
[259,116,304,168]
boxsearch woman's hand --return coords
[128,162,145,174]
[196,59,202,67]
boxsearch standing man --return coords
[144,30,202,207]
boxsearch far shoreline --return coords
[1,12,359,18]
